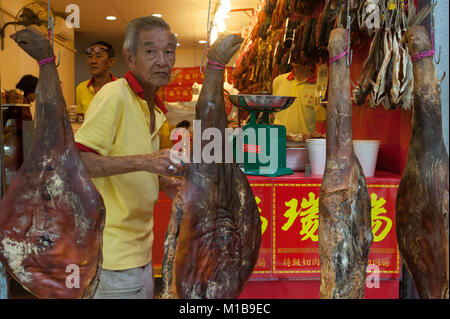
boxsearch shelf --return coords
[1,104,31,108]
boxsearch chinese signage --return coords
[250,181,401,280]
[250,184,272,278]
[163,67,235,103]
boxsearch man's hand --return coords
[144,149,184,177]
[159,175,182,200]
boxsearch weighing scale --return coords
[227,95,296,177]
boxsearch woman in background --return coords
[15,74,38,120]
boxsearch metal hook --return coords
[346,0,353,66]
[55,51,61,67]
[430,0,441,64]
[434,46,441,64]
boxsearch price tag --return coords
[315,63,328,105]
[388,0,396,10]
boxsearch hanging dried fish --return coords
[354,0,416,110]
[390,28,402,107]
[369,28,393,107]
[353,30,382,105]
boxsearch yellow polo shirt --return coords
[273,71,325,135]
[74,77,166,270]
[75,74,117,115]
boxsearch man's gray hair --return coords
[123,16,172,54]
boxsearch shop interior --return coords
[0,0,448,300]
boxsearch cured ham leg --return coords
[318,28,373,299]
[160,34,261,299]
[0,28,105,299]
[396,26,449,299]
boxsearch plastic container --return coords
[353,140,380,178]
[286,147,309,171]
[306,139,326,175]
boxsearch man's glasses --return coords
[84,46,113,57]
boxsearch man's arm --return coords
[79,148,183,178]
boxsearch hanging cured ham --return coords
[160,34,261,299]
[396,25,449,299]
[0,28,105,299]
[318,28,373,299]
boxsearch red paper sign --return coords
[244,144,261,154]
[249,179,401,280]
[273,183,322,278]
[249,184,272,278]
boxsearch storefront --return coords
[1,0,448,301]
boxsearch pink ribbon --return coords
[207,60,226,70]
[329,30,349,64]
[411,28,435,63]
[411,50,435,63]
[38,56,56,66]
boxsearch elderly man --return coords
[76,41,117,119]
[74,16,182,299]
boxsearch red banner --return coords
[163,67,236,102]
[249,176,401,280]
[249,184,272,278]
[164,85,193,102]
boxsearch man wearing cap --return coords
[75,41,117,120]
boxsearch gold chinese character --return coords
[281,193,319,242]
[255,196,268,235]
[257,258,266,268]
[281,198,300,231]
[370,193,393,242]
[299,192,319,241]
[283,258,291,267]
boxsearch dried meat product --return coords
[318,28,373,299]
[301,18,313,55]
[160,34,261,299]
[0,28,105,299]
[316,0,332,49]
[396,26,449,299]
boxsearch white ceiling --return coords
[51,0,261,48]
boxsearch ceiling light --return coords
[106,16,117,21]
[152,13,162,18]
[199,40,207,44]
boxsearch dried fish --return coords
[370,29,393,106]
[390,28,401,107]
[355,0,415,110]
[353,30,382,105]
